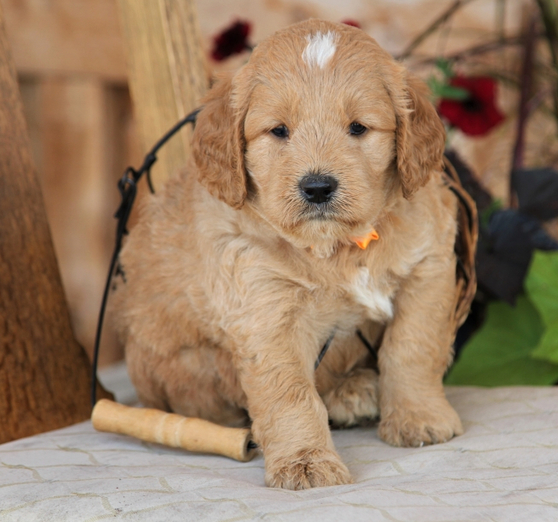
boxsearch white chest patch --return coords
[302,31,337,69]
[350,267,393,321]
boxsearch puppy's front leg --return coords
[238,330,352,489]
[378,256,463,447]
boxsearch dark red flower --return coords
[438,76,505,137]
[211,20,252,62]
[341,19,361,29]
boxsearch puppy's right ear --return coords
[192,76,247,209]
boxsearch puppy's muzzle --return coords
[299,174,338,204]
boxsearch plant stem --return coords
[510,12,538,207]
[536,0,558,130]
[496,0,507,43]
[397,0,477,60]
[412,33,543,66]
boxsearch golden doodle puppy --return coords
[112,19,464,489]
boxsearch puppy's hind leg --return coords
[316,327,382,428]
[322,368,379,428]
[126,338,249,428]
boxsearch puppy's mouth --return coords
[301,202,337,221]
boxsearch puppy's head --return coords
[193,20,445,249]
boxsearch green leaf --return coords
[531,320,558,364]
[525,250,558,325]
[427,75,469,101]
[525,250,558,364]
[427,76,444,98]
[437,85,470,101]
[435,58,455,78]
[445,294,558,386]
[479,198,503,228]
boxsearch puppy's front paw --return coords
[379,399,463,447]
[265,448,353,490]
[323,368,379,428]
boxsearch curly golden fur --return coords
[112,19,463,490]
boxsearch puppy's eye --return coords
[349,122,367,136]
[271,125,289,139]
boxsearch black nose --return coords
[299,175,338,204]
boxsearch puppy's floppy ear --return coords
[395,74,446,199]
[193,76,247,209]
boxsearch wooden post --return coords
[117,0,209,190]
[0,5,110,444]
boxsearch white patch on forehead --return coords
[302,31,337,69]
[350,267,393,321]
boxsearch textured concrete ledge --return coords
[1,386,558,521]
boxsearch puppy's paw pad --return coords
[379,400,463,447]
[266,449,353,490]
[324,368,379,428]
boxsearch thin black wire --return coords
[356,329,379,370]
[315,330,336,370]
[91,108,200,408]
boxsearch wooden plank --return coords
[159,0,210,119]
[0,5,111,444]
[117,0,208,189]
[1,0,127,82]
[36,77,126,367]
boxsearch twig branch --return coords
[536,0,558,128]
[511,12,538,206]
[411,33,544,67]
[396,0,477,60]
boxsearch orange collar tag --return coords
[351,227,379,250]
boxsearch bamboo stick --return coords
[92,400,256,462]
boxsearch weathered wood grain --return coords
[117,0,208,189]
[1,0,127,82]
[0,5,111,444]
